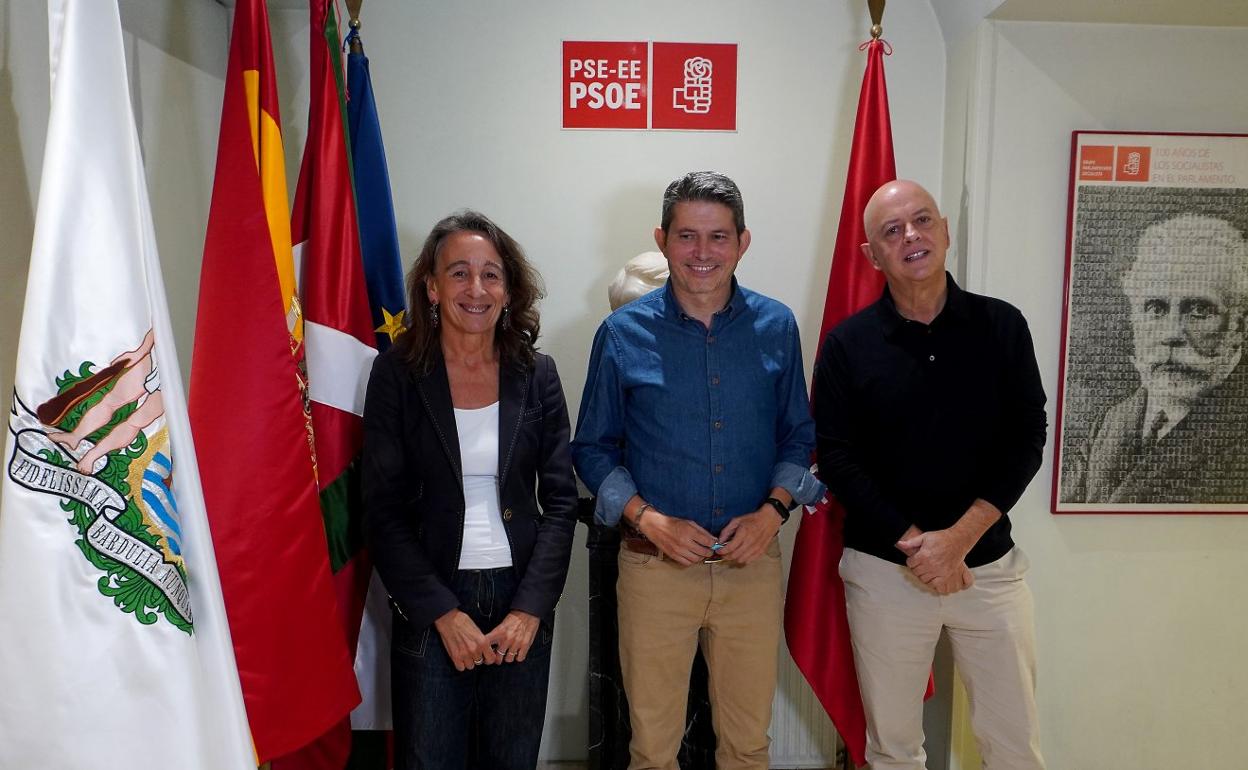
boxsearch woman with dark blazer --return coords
[362,211,577,770]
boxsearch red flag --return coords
[270,2,379,769]
[189,0,360,761]
[271,1,379,766]
[785,38,894,769]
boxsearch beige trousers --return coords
[840,547,1045,770]
[616,538,783,770]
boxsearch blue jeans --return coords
[391,567,553,770]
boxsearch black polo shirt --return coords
[812,273,1047,567]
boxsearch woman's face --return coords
[426,231,510,339]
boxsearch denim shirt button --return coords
[714,464,723,473]
[713,420,723,429]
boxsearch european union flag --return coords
[346,32,406,352]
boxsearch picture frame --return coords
[1052,131,1248,513]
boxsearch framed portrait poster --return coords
[1053,131,1248,514]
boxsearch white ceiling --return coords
[988,0,1248,27]
[218,0,1248,30]
[928,0,1248,49]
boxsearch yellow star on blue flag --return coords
[375,307,407,343]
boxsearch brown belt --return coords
[620,534,660,556]
[619,524,723,563]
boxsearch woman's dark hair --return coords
[393,210,544,373]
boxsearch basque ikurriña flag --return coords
[270,1,380,767]
[189,0,360,761]
[0,2,253,768]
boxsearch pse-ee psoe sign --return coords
[562,41,737,131]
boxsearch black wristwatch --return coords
[764,497,792,523]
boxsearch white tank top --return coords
[453,402,512,569]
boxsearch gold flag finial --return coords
[868,0,885,39]
[345,0,363,53]
[346,0,363,25]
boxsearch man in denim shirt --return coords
[572,171,823,770]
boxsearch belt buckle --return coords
[702,555,724,564]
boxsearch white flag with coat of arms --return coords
[0,1,255,768]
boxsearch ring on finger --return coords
[473,657,484,664]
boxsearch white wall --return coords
[0,1,44,404]
[11,3,1248,768]
[1,0,951,762]
[282,0,947,389]
[0,0,226,402]
[951,20,1248,770]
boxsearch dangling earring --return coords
[430,303,440,327]
[500,306,511,330]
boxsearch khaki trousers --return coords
[617,538,783,770]
[840,547,1045,770]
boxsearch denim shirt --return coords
[572,279,824,535]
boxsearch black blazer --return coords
[362,347,578,630]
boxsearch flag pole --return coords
[785,2,898,767]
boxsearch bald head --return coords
[862,180,941,235]
[859,179,950,290]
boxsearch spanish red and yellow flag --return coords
[189,0,360,761]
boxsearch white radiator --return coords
[770,648,843,768]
